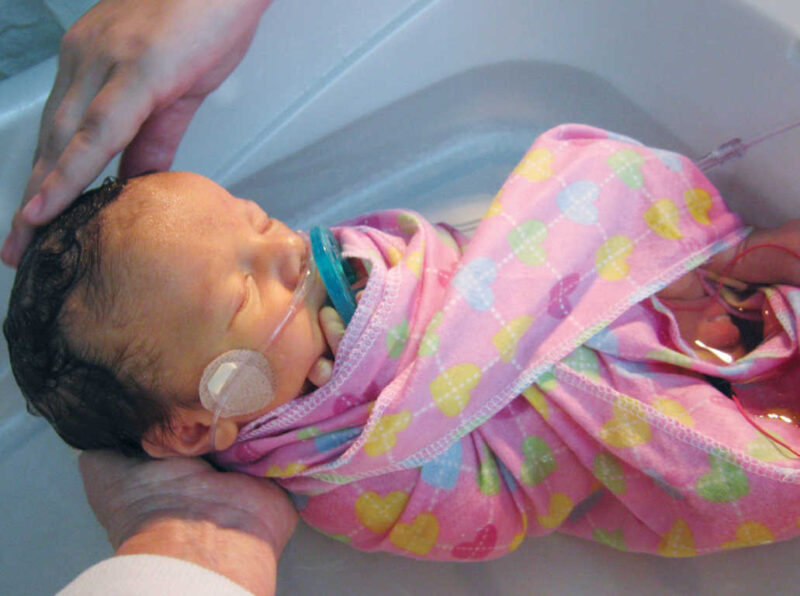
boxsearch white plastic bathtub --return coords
[2,1,800,594]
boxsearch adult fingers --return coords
[118,94,205,178]
[0,218,33,266]
[32,49,78,167]
[20,67,154,226]
[24,63,113,210]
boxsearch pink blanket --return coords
[217,124,800,559]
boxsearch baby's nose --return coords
[256,230,308,288]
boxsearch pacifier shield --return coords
[199,349,276,417]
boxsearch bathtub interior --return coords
[3,1,800,594]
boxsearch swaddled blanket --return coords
[217,124,800,559]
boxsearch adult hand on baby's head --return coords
[2,0,273,267]
[79,450,296,596]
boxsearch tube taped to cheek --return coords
[199,349,276,417]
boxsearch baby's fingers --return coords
[320,306,346,356]
[307,357,334,387]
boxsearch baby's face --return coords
[97,172,329,420]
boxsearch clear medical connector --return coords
[200,226,359,451]
[201,231,318,450]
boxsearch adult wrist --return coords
[117,517,279,596]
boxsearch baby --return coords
[8,124,800,560]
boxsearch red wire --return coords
[730,392,800,458]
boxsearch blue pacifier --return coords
[309,226,358,325]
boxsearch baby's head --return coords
[5,172,328,458]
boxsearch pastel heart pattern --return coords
[314,427,361,452]
[747,434,798,462]
[684,188,712,225]
[787,288,800,313]
[596,235,633,281]
[386,319,409,358]
[297,426,322,439]
[389,512,440,556]
[599,396,652,448]
[508,219,548,266]
[363,411,411,457]
[514,147,554,182]
[493,315,534,362]
[520,435,556,485]
[612,359,657,379]
[430,363,482,417]
[386,245,403,266]
[593,452,627,494]
[494,394,529,419]
[607,149,645,189]
[658,519,696,557]
[646,348,694,368]
[453,258,497,311]
[696,449,749,502]
[721,522,774,549]
[497,457,518,493]
[397,212,421,236]
[584,327,619,354]
[593,528,627,551]
[522,385,549,420]
[645,199,683,240]
[557,180,600,225]
[606,131,642,145]
[418,310,443,356]
[562,346,601,380]
[655,149,684,172]
[333,393,365,415]
[265,462,307,477]
[355,491,410,534]
[548,273,580,319]
[452,524,498,559]
[509,513,528,552]
[477,444,501,495]
[654,398,694,427]
[405,251,423,277]
[420,439,462,490]
[484,190,504,218]
[536,493,573,529]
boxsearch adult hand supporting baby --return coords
[78,450,297,596]
[2,0,273,267]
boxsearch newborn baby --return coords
[7,124,800,560]
[5,170,350,456]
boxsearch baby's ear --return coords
[140,407,239,457]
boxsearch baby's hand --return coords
[307,306,347,387]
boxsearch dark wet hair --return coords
[4,177,173,457]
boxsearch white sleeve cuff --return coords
[58,554,255,595]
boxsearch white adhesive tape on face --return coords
[199,349,276,417]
